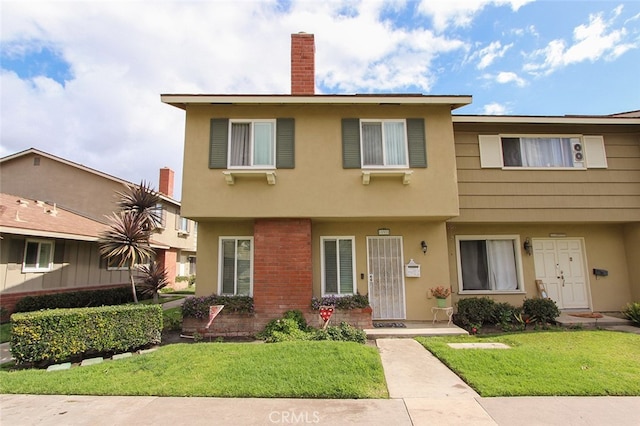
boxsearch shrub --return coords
[10,304,162,365]
[622,302,640,326]
[181,295,254,319]
[523,298,560,324]
[258,310,310,341]
[14,286,148,313]
[311,294,369,310]
[314,322,367,344]
[492,302,520,331]
[259,313,366,344]
[455,297,496,327]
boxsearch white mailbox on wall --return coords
[405,259,421,278]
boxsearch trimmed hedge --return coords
[10,304,162,364]
[14,286,148,313]
[181,295,254,319]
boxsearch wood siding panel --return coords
[454,130,640,223]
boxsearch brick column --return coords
[156,248,177,288]
[253,219,312,316]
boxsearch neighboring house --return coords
[0,148,197,293]
[161,33,639,327]
[0,192,133,313]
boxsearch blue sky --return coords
[1,0,639,199]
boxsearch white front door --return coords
[367,236,406,320]
[533,239,589,309]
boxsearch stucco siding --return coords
[181,104,460,221]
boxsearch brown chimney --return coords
[159,167,174,198]
[291,32,315,95]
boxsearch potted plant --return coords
[430,286,451,308]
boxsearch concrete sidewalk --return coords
[2,338,640,425]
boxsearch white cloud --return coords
[482,102,509,115]
[524,8,638,76]
[495,71,527,87]
[417,0,534,32]
[471,41,513,69]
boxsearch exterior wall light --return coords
[523,238,533,256]
[421,240,428,254]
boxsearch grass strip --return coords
[0,341,388,399]
[416,330,640,397]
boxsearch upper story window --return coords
[209,118,295,170]
[23,239,53,272]
[479,134,608,169]
[229,120,276,168]
[361,120,408,168]
[177,216,190,233]
[152,203,166,228]
[342,118,427,169]
[502,137,582,168]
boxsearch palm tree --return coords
[99,211,155,303]
[116,181,163,230]
[99,181,161,303]
[137,261,170,303]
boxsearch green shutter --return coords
[407,118,427,168]
[209,118,229,169]
[342,118,361,169]
[276,118,295,169]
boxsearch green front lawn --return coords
[417,330,640,397]
[0,341,387,399]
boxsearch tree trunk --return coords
[129,269,138,303]
[153,291,159,304]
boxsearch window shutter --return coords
[583,135,608,168]
[478,135,503,168]
[342,118,361,168]
[209,118,229,169]
[276,118,295,169]
[407,118,427,168]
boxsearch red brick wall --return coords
[253,218,312,316]
[291,33,315,95]
[182,308,373,338]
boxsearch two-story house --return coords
[162,33,639,330]
[0,149,197,312]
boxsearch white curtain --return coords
[362,123,383,166]
[487,240,518,290]
[521,138,573,167]
[253,122,274,166]
[230,123,250,166]
[384,122,406,166]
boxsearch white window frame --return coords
[320,236,357,296]
[153,203,166,228]
[218,237,254,296]
[500,134,585,170]
[455,235,525,294]
[228,119,276,169]
[22,239,54,272]
[177,216,190,234]
[360,119,409,169]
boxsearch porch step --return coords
[555,313,633,328]
[364,324,468,339]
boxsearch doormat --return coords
[373,322,406,328]
[570,312,603,318]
